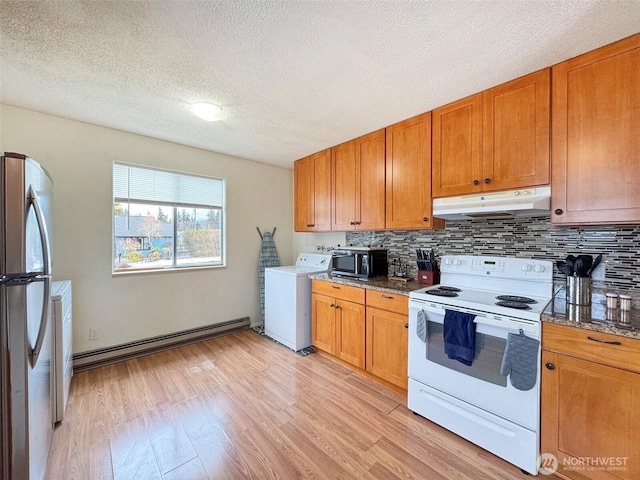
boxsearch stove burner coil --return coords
[438,286,462,292]
[425,289,459,297]
[496,300,532,310]
[496,295,538,304]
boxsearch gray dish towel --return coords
[258,231,280,323]
[500,329,540,391]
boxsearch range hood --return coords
[432,186,551,220]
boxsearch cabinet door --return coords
[542,350,640,479]
[311,149,332,231]
[551,34,640,225]
[312,294,336,355]
[356,129,386,230]
[432,93,483,197]
[294,156,313,232]
[366,307,408,389]
[335,300,365,369]
[331,139,358,231]
[483,68,550,192]
[332,130,386,231]
[385,113,444,230]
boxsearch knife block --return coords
[418,269,439,285]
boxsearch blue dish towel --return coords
[443,309,476,366]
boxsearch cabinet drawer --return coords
[365,290,408,315]
[311,280,365,303]
[543,322,640,374]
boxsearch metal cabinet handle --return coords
[587,336,621,345]
[404,323,409,329]
[473,179,479,185]
[545,362,555,370]
[554,209,563,215]
[484,178,491,184]
[381,295,394,299]
[331,285,340,289]
[422,216,429,222]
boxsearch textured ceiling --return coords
[1,1,639,169]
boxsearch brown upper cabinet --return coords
[551,34,640,225]
[294,149,331,232]
[432,93,483,198]
[432,69,550,197]
[385,113,445,230]
[331,129,386,231]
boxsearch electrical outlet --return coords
[591,263,606,281]
[89,328,98,341]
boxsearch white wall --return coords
[0,105,293,353]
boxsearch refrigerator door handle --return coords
[27,185,52,368]
[0,271,47,285]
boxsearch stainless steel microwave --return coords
[331,247,388,279]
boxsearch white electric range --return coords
[408,255,553,475]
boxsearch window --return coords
[113,163,225,272]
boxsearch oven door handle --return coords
[413,303,490,318]
[412,303,540,337]
[473,316,539,336]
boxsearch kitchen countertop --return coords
[308,273,427,296]
[542,285,640,340]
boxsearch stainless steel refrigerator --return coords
[1,152,54,480]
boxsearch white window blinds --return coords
[113,163,224,207]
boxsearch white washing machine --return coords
[265,253,332,351]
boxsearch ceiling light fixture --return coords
[189,102,227,122]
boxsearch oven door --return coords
[408,298,541,431]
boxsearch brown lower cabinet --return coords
[365,291,408,390]
[541,323,640,480]
[311,281,366,369]
[311,280,408,391]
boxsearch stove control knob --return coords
[444,258,453,266]
[521,264,532,272]
[534,264,545,273]
[453,259,461,266]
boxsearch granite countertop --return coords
[309,273,427,296]
[542,285,640,340]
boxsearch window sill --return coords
[112,264,227,277]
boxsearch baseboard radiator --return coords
[72,317,250,372]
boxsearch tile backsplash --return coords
[345,216,640,290]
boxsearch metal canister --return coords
[566,276,591,305]
[619,294,632,311]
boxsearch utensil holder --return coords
[567,303,591,322]
[566,276,591,305]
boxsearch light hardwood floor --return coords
[45,330,555,479]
